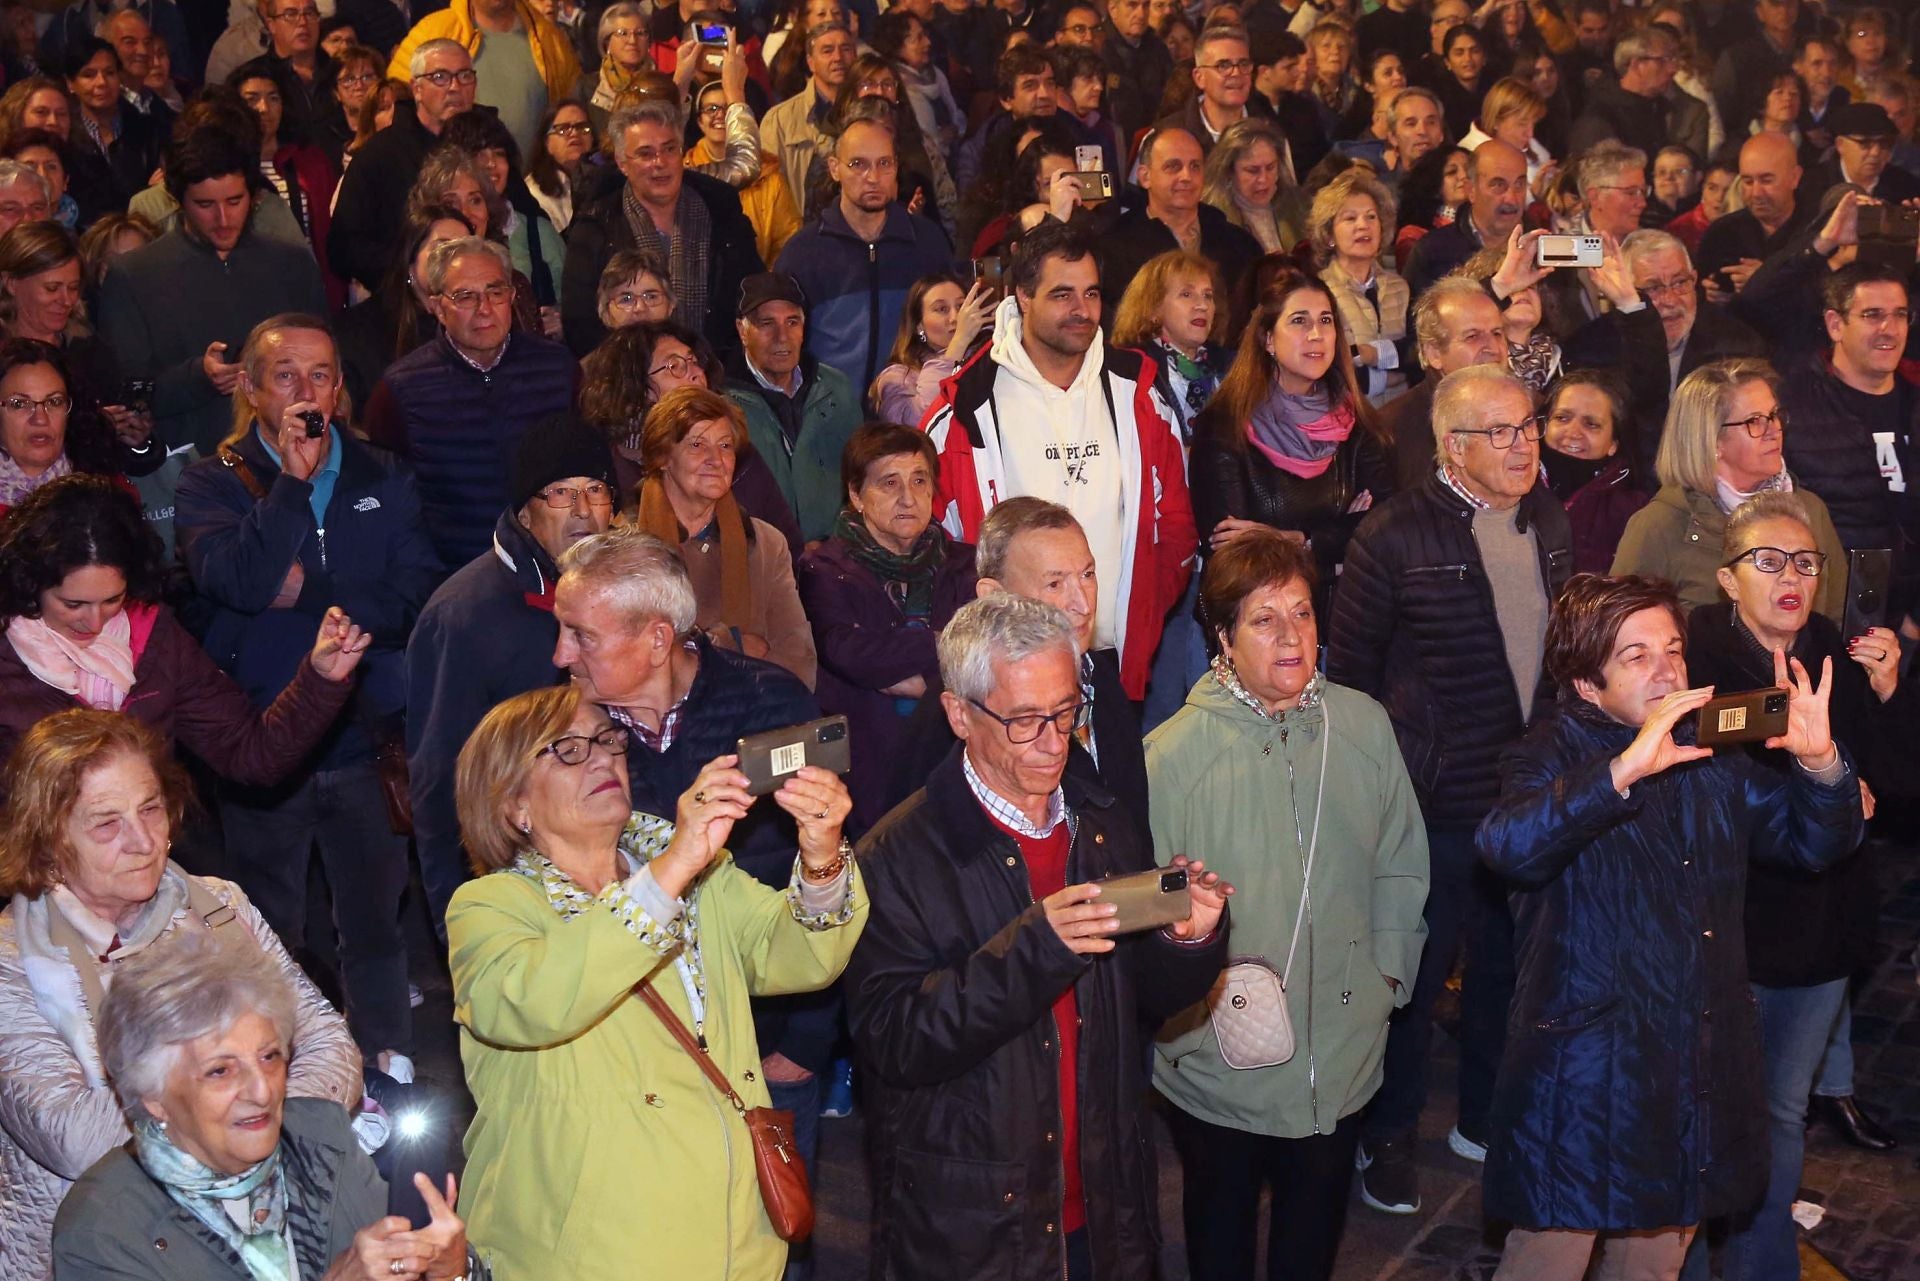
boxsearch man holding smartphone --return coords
[846,592,1229,1281]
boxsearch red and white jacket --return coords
[924,327,1197,699]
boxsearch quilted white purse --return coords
[1207,698,1331,1070]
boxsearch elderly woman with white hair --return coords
[1308,165,1410,406]
[52,930,476,1281]
[0,709,362,1277]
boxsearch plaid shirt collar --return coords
[1438,463,1494,512]
[605,641,698,752]
[962,750,1070,840]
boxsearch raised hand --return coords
[654,755,754,898]
[323,1214,423,1281]
[1587,231,1640,310]
[1762,647,1838,770]
[947,280,996,358]
[404,1173,469,1281]
[771,764,853,872]
[1042,881,1118,955]
[308,606,371,682]
[1845,625,1900,702]
[1164,854,1233,940]
[1491,225,1555,299]
[1609,686,1716,792]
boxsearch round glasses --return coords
[538,726,632,765]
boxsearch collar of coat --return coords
[921,740,1120,867]
[939,339,1150,450]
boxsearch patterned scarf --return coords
[593,53,651,114]
[1211,653,1323,719]
[1247,381,1355,479]
[833,507,949,619]
[0,448,70,506]
[1152,338,1224,432]
[133,1120,293,1281]
[623,184,711,338]
[1507,334,1563,392]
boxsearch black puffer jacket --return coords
[845,746,1227,1281]
[1325,474,1572,827]
[1779,355,1920,620]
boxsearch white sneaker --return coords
[1447,1124,1488,1164]
[380,1052,416,1085]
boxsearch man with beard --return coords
[926,220,1196,702]
[1404,139,1529,297]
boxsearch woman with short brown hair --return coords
[628,387,816,686]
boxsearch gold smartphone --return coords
[1695,688,1789,747]
[1096,866,1191,934]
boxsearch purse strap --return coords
[635,980,748,1115]
[1277,697,1332,992]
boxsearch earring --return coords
[916,327,927,343]
[518,818,531,836]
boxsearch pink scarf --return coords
[1247,396,1357,479]
[5,610,138,710]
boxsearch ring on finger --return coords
[694,790,706,804]
[389,1263,405,1277]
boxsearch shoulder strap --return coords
[179,873,242,933]
[635,980,747,1114]
[1278,697,1332,992]
[218,443,269,502]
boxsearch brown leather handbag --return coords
[635,981,816,1242]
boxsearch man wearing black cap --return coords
[1801,102,1920,205]
[725,271,863,545]
[403,411,620,934]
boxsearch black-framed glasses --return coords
[1723,547,1827,576]
[535,481,614,508]
[967,696,1091,744]
[417,67,478,88]
[1198,57,1254,74]
[1451,415,1544,449]
[549,120,593,136]
[538,725,631,765]
[1721,407,1786,438]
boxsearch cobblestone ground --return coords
[405,842,1920,1280]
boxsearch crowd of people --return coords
[0,0,1917,1278]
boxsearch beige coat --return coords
[1321,259,1411,406]
[680,516,818,690]
[759,82,832,222]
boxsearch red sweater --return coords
[988,813,1086,1234]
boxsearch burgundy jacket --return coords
[0,603,354,796]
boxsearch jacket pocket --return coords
[888,1147,1026,1279]
[1528,996,1621,1035]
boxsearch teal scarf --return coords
[133,1119,293,1281]
[834,508,948,619]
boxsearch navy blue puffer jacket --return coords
[1475,698,1863,1231]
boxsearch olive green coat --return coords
[1610,483,1848,621]
[447,850,866,1281]
[1145,677,1429,1139]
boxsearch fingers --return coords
[413,1171,453,1220]
[1771,645,1790,688]
[1042,881,1103,910]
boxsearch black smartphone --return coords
[1857,204,1920,272]
[1843,547,1892,641]
[1695,687,1790,747]
[736,716,851,796]
[123,377,154,414]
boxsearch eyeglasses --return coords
[696,101,728,117]
[1723,546,1827,576]
[605,25,643,40]
[549,120,593,136]
[966,696,1092,744]
[416,67,478,88]
[648,352,699,378]
[438,281,514,310]
[537,725,632,765]
[1840,135,1894,151]
[268,5,319,20]
[1198,58,1254,74]
[1591,183,1651,199]
[1638,272,1697,298]
[1848,306,1911,326]
[857,77,899,94]
[1451,415,1544,449]
[535,481,614,508]
[1059,22,1097,35]
[615,288,668,311]
[1721,407,1786,438]
[337,71,378,88]
[628,141,683,165]
[0,392,69,415]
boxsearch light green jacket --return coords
[1145,676,1429,1139]
[447,844,867,1281]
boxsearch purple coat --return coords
[796,533,977,834]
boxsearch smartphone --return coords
[1856,203,1920,271]
[736,715,851,796]
[1842,547,1892,641]
[971,254,1006,295]
[1536,233,1603,268]
[1695,687,1790,747]
[1072,144,1113,201]
[123,377,154,414]
[695,21,730,42]
[1096,865,1191,934]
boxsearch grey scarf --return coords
[623,185,712,336]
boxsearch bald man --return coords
[1098,127,1262,330]
[1404,139,1530,297]
[1697,131,1811,301]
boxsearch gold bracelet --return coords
[800,838,852,882]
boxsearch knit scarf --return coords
[6,609,137,710]
[636,475,751,626]
[1507,333,1563,392]
[833,507,948,619]
[0,449,70,506]
[593,53,650,113]
[1246,381,1355,478]
[1211,652,1323,720]
[133,1120,293,1281]
[1714,467,1792,516]
[623,184,711,337]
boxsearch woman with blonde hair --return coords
[1201,117,1306,254]
[1308,167,1410,406]
[1612,358,1848,619]
[1111,249,1231,442]
[1459,76,1555,190]
[629,386,816,685]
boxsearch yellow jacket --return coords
[388,0,582,104]
[690,137,803,265]
[448,835,866,1281]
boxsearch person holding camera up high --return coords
[174,312,440,1086]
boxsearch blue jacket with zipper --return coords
[174,425,441,769]
[774,202,954,399]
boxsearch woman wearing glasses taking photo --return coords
[1612,359,1846,620]
[1684,490,1916,1281]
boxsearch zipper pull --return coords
[315,527,328,570]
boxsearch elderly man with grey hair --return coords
[1327,364,1571,1216]
[846,591,1229,1281]
[364,236,579,568]
[52,931,481,1281]
[1567,24,1705,161]
[561,97,763,356]
[327,37,477,289]
[1382,275,1504,488]
[0,161,51,237]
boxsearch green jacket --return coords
[1610,482,1848,621]
[726,364,862,543]
[1144,676,1429,1139]
[447,843,867,1280]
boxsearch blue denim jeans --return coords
[1142,576,1209,734]
[1812,997,1855,1098]
[768,1073,823,1281]
[1722,978,1849,1281]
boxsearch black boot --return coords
[1811,1095,1898,1151]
